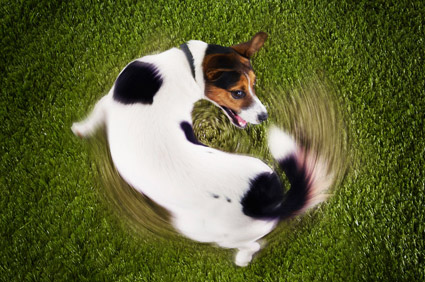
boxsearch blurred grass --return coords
[1,0,424,281]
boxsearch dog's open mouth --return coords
[220,106,247,128]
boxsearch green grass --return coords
[1,0,424,281]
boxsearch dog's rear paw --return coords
[235,242,261,267]
[235,250,254,267]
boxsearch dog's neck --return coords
[181,40,208,98]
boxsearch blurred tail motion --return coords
[268,126,332,219]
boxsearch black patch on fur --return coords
[241,155,311,220]
[205,44,234,56]
[213,71,241,89]
[276,156,309,219]
[241,172,284,219]
[113,61,162,104]
[210,56,237,69]
[212,194,220,199]
[180,121,207,147]
[278,156,299,187]
[226,197,232,203]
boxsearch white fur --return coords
[268,126,297,160]
[72,42,304,266]
[239,96,268,124]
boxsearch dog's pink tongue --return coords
[235,115,247,127]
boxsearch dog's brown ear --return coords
[231,32,268,58]
[205,69,223,81]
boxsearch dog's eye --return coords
[231,90,246,99]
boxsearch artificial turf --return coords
[1,0,424,281]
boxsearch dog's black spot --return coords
[205,44,234,56]
[113,61,162,105]
[242,156,312,220]
[226,197,232,203]
[241,172,284,219]
[276,156,309,218]
[212,194,220,199]
[180,121,207,147]
[213,71,241,89]
[211,56,238,70]
[278,156,300,190]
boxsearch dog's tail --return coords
[267,126,332,220]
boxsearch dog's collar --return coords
[180,43,196,80]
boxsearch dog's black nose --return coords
[257,112,268,122]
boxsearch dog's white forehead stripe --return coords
[244,73,255,97]
[244,72,266,111]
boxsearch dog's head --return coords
[202,32,268,128]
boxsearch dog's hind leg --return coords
[72,95,110,138]
[234,241,261,267]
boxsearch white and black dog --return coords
[72,32,332,266]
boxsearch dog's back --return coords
[100,47,270,211]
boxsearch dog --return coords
[72,32,332,266]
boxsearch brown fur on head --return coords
[202,32,268,128]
